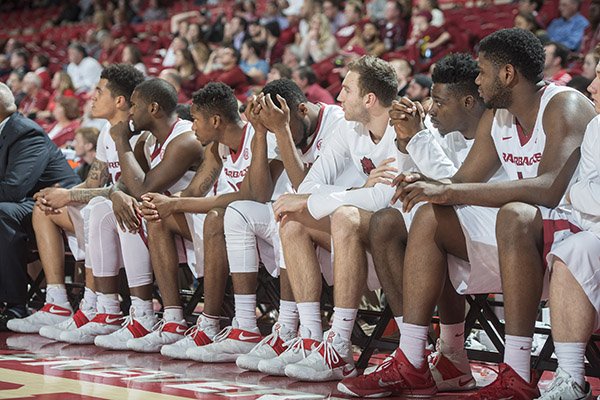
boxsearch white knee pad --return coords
[117,225,152,288]
[88,198,123,278]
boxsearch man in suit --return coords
[0,82,80,331]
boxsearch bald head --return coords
[0,82,17,117]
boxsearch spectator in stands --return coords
[143,0,168,22]
[547,0,589,51]
[514,10,545,37]
[0,55,10,82]
[72,127,99,181]
[237,0,258,22]
[405,73,432,101]
[416,0,444,27]
[580,0,600,56]
[92,10,112,31]
[38,71,76,121]
[380,0,408,51]
[261,0,289,30]
[0,82,80,331]
[292,65,335,104]
[66,43,102,93]
[82,28,101,61]
[267,63,292,82]
[323,0,346,33]
[224,15,249,51]
[31,54,51,92]
[582,50,600,80]
[299,13,340,64]
[10,49,29,78]
[282,45,301,70]
[3,38,23,60]
[111,7,134,39]
[347,21,386,57]
[174,47,197,84]
[336,0,363,46]
[19,72,50,118]
[240,39,270,83]
[6,71,25,107]
[298,0,322,38]
[198,46,249,100]
[121,44,147,76]
[518,0,545,17]
[159,69,189,104]
[389,58,413,96]
[544,41,573,85]
[97,30,124,67]
[47,97,81,148]
[163,36,188,68]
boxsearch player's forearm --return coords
[69,186,113,203]
[246,133,274,202]
[172,191,244,214]
[274,127,308,190]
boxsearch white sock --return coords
[131,296,153,316]
[234,294,257,331]
[96,293,121,314]
[554,342,586,388]
[81,287,97,311]
[440,322,465,354]
[331,307,357,342]
[163,306,184,322]
[278,300,299,330]
[199,312,221,338]
[46,284,69,306]
[504,334,533,382]
[296,302,322,340]
[399,323,429,369]
[395,316,404,345]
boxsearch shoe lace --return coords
[212,326,233,342]
[313,339,340,370]
[255,329,280,349]
[282,336,312,358]
[150,319,167,336]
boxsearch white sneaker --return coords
[39,305,96,341]
[537,367,593,399]
[258,325,320,376]
[7,303,72,334]
[60,313,123,344]
[161,316,220,360]
[284,329,357,382]
[127,319,187,353]
[94,307,158,351]
[236,322,296,371]
[186,319,262,363]
[428,340,476,391]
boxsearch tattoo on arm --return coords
[69,187,112,203]
[85,160,110,188]
[199,167,221,196]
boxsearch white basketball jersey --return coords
[272,104,345,197]
[95,122,142,184]
[144,119,196,195]
[216,123,258,194]
[491,84,576,180]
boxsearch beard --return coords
[483,77,512,109]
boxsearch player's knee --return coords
[279,218,306,242]
[496,202,541,241]
[369,207,405,244]
[331,206,361,237]
[204,208,225,238]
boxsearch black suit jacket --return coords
[0,112,80,202]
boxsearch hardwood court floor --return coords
[0,332,598,399]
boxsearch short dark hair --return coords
[34,53,49,67]
[271,63,292,79]
[134,78,179,115]
[13,49,29,63]
[192,82,240,123]
[175,103,193,121]
[347,55,398,107]
[100,64,145,104]
[478,28,545,83]
[262,78,307,110]
[68,42,87,58]
[546,41,570,68]
[224,45,241,64]
[242,39,263,57]
[264,21,281,38]
[432,53,480,97]
[296,66,317,85]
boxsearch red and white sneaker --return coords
[257,325,320,376]
[94,307,157,350]
[284,329,357,382]
[160,316,220,360]
[186,319,262,363]
[39,303,96,341]
[60,312,123,344]
[429,340,476,391]
[469,363,540,399]
[127,319,188,353]
[7,303,72,334]
[236,322,296,371]
[338,349,438,398]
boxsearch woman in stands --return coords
[299,13,340,63]
[174,47,197,83]
[37,71,76,121]
[46,96,81,148]
[121,44,147,76]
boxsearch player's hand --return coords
[398,181,451,212]
[273,193,309,222]
[245,95,268,136]
[110,191,141,233]
[390,172,429,205]
[257,93,291,135]
[389,98,426,141]
[109,120,133,142]
[363,158,398,188]
[34,184,64,214]
[141,192,174,222]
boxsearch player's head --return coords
[261,79,311,148]
[191,82,241,145]
[430,53,483,135]
[92,64,144,120]
[476,28,545,109]
[337,55,398,123]
[129,78,178,132]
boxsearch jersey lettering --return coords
[502,152,542,167]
